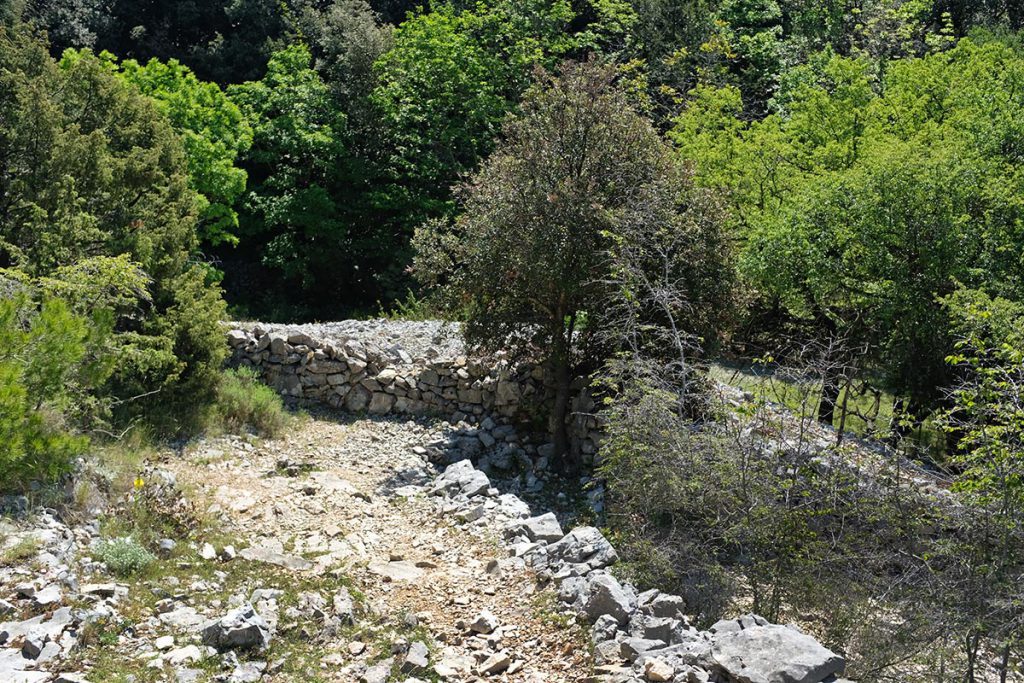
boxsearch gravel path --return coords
[169,412,591,681]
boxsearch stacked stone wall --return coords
[226,325,601,461]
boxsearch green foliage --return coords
[64,51,255,247]
[944,289,1024,510]
[38,255,152,323]
[22,0,291,84]
[936,288,1024,675]
[377,289,437,321]
[229,43,349,294]
[94,536,156,576]
[415,61,732,462]
[214,367,290,437]
[300,0,392,109]
[675,34,1024,412]
[0,294,106,492]
[371,6,511,223]
[0,26,227,431]
[370,1,640,286]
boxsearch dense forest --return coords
[3,0,1024,680]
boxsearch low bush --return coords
[94,537,155,576]
[214,367,290,437]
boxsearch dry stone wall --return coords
[226,322,601,461]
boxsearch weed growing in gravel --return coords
[215,367,291,437]
[94,536,156,576]
[0,536,40,566]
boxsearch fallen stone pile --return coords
[425,455,850,683]
[0,503,97,683]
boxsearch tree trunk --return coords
[998,642,1011,683]
[551,352,572,471]
[812,306,841,427]
[549,313,575,473]
[965,630,980,683]
[818,367,841,427]
[835,377,852,444]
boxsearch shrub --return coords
[0,293,109,492]
[215,367,290,437]
[94,537,156,576]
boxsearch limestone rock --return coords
[583,573,634,625]
[478,651,511,675]
[368,560,424,582]
[509,512,563,543]
[644,657,674,682]
[200,604,273,650]
[32,584,62,607]
[431,460,490,498]
[360,657,394,683]
[401,641,429,673]
[710,619,845,683]
[546,526,618,570]
[469,609,499,634]
[238,545,313,571]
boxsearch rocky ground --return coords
[0,410,595,683]
[0,403,850,683]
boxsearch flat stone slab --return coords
[238,546,313,571]
[367,560,424,582]
[158,606,206,629]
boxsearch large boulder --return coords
[582,573,634,625]
[546,526,618,570]
[201,605,273,650]
[710,617,845,683]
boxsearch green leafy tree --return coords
[674,35,1024,424]
[414,61,731,464]
[227,43,350,313]
[300,0,392,111]
[60,50,254,247]
[0,25,226,427]
[370,5,521,227]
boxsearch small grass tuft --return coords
[0,536,40,567]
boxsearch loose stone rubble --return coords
[423,449,848,683]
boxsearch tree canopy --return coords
[414,61,732,462]
[0,25,225,426]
